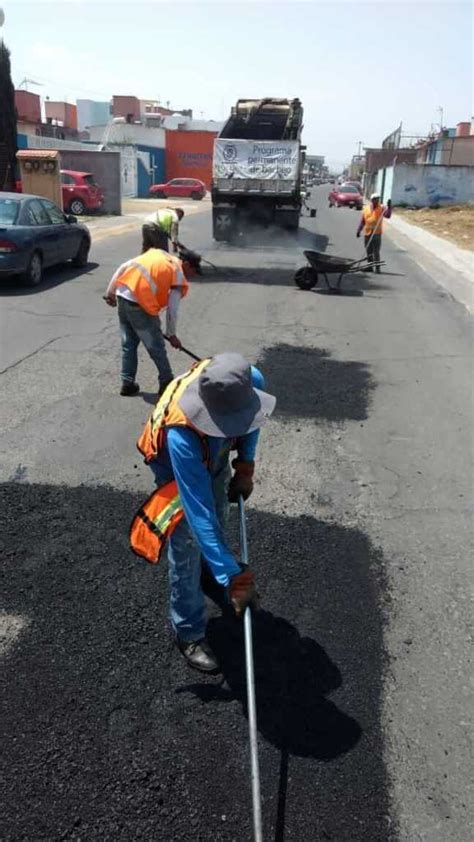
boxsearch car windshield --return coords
[0,197,20,225]
[340,184,359,193]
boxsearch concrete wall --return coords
[59,150,122,214]
[15,91,41,123]
[88,122,166,149]
[112,96,140,122]
[77,100,111,131]
[386,163,474,207]
[165,130,217,188]
[45,102,78,131]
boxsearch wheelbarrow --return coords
[294,249,385,294]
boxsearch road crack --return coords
[0,335,70,376]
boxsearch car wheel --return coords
[72,237,90,268]
[190,191,202,200]
[153,190,165,199]
[69,198,85,215]
[23,251,43,287]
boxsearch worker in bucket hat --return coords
[130,352,276,673]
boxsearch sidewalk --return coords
[84,196,210,244]
[388,214,474,313]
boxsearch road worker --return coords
[103,248,194,397]
[142,207,184,253]
[356,193,392,272]
[130,352,276,673]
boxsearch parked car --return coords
[328,183,363,210]
[149,178,206,200]
[0,193,90,286]
[15,171,105,216]
[60,170,104,215]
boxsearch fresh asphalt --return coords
[1,187,472,841]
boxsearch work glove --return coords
[167,334,182,349]
[356,231,361,238]
[103,293,117,307]
[229,569,259,617]
[228,460,254,502]
[172,243,179,254]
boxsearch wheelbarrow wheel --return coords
[295,266,318,290]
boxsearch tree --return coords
[0,41,18,190]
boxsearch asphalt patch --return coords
[1,483,392,841]
[256,343,375,422]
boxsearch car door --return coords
[41,198,80,262]
[169,179,186,198]
[26,199,61,266]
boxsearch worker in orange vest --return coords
[130,352,276,673]
[357,193,392,272]
[104,248,194,396]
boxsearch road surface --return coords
[1,188,472,841]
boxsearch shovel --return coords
[238,495,263,842]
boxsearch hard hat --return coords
[370,192,381,200]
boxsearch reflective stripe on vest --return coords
[114,249,188,316]
[363,204,384,236]
[130,360,212,564]
[130,480,184,564]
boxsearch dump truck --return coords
[212,98,304,241]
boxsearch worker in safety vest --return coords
[356,193,392,272]
[142,207,184,253]
[130,352,276,673]
[104,248,193,397]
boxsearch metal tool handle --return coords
[163,335,201,362]
[238,496,263,842]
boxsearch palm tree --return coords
[0,41,18,190]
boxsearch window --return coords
[169,179,183,186]
[0,198,20,225]
[61,173,75,185]
[27,199,51,226]
[41,200,66,225]
[340,184,359,193]
[83,175,98,187]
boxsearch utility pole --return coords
[357,140,363,156]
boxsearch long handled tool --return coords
[163,335,201,363]
[238,495,263,842]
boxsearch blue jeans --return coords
[151,462,231,642]
[117,297,173,385]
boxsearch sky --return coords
[1,0,472,169]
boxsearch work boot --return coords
[176,637,220,673]
[120,381,140,396]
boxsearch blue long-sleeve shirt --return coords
[150,367,264,586]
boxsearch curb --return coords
[387,215,473,313]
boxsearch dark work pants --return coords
[141,223,169,253]
[117,297,173,386]
[364,234,382,272]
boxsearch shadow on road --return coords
[256,343,375,421]
[0,484,390,841]
[0,262,99,296]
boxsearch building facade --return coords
[77,99,111,131]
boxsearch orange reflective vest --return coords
[113,248,189,316]
[362,204,385,236]
[130,359,211,564]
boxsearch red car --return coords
[149,178,206,200]
[60,170,104,215]
[328,183,363,210]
